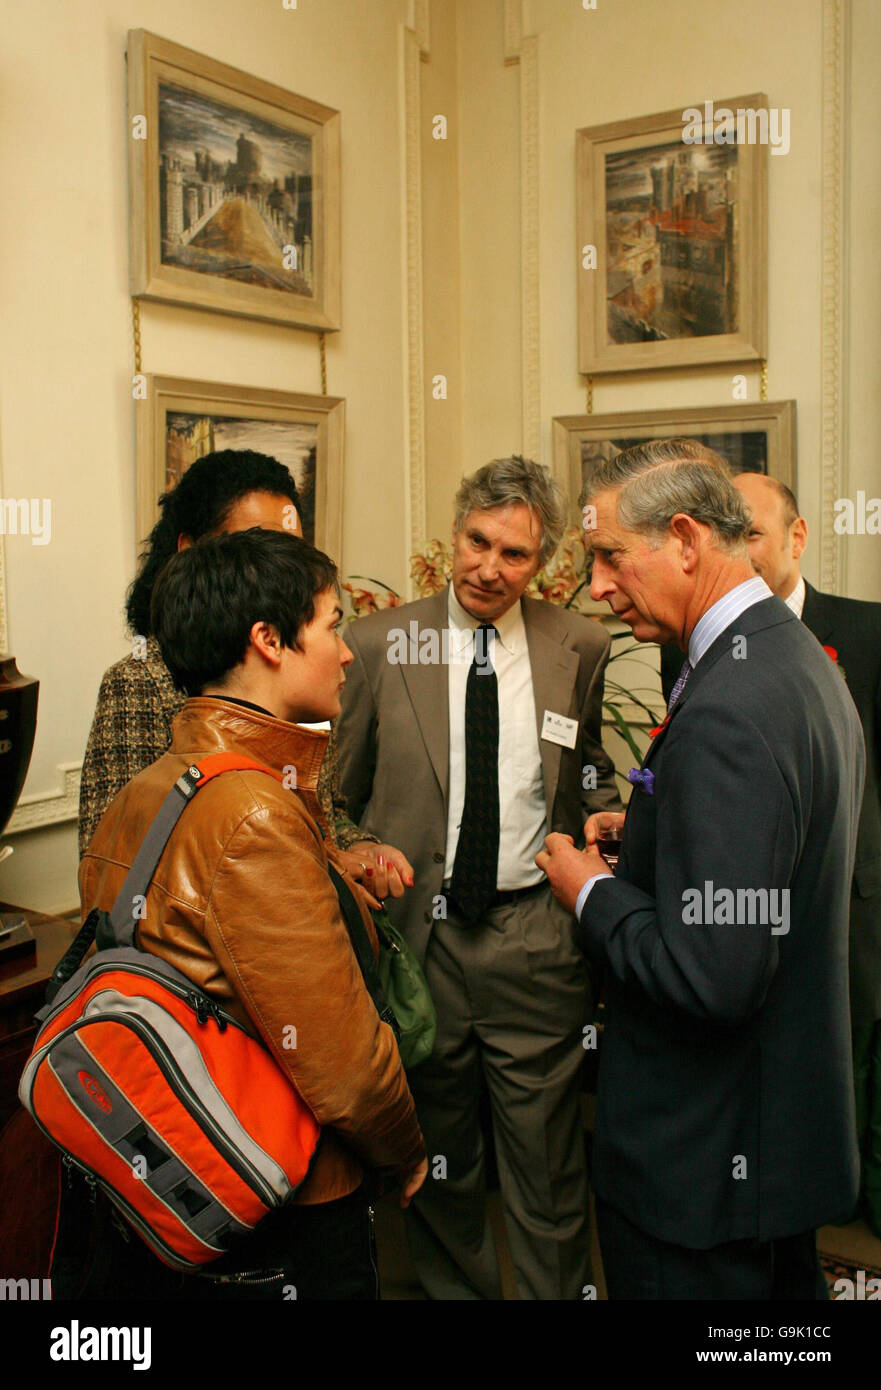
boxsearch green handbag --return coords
[372,907,437,1069]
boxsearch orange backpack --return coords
[19,754,322,1270]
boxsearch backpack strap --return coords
[75,751,398,1036]
[106,753,283,947]
[327,862,400,1040]
[45,754,280,1004]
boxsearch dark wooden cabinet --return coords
[0,904,75,1130]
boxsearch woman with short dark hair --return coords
[79,450,412,902]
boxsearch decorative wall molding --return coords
[820,0,850,593]
[519,34,541,462]
[504,0,522,65]
[503,5,541,462]
[403,24,427,575]
[412,0,430,57]
[7,762,81,834]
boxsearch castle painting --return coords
[604,140,738,344]
[158,83,314,296]
[166,414,318,543]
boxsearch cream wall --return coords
[454,0,880,601]
[1,0,415,913]
[1,0,877,913]
[449,0,879,773]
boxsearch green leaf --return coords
[603,701,645,764]
[346,574,403,597]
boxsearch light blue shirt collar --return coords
[688,576,773,668]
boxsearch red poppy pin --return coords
[822,644,847,681]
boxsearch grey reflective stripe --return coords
[108,777,198,946]
[34,948,236,1029]
[81,988,292,1202]
[46,1031,252,1251]
[18,1044,43,1111]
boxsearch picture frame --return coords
[127,30,341,331]
[552,400,797,521]
[576,96,768,374]
[136,376,345,564]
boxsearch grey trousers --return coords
[404,885,593,1300]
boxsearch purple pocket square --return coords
[627,767,655,795]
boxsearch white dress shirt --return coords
[783,574,806,620]
[575,576,774,919]
[445,585,547,890]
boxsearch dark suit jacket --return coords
[802,582,881,1022]
[336,588,620,964]
[663,583,881,1021]
[582,597,864,1248]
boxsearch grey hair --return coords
[454,456,565,564]
[580,438,750,550]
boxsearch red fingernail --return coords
[378,855,386,867]
[365,866,374,876]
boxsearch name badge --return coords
[541,710,578,749]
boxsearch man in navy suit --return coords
[539,439,864,1300]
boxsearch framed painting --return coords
[136,376,345,563]
[552,400,797,520]
[576,96,768,374]
[127,30,340,331]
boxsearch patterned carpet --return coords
[820,1252,881,1299]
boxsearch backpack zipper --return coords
[367,1202,380,1299]
[41,959,246,1035]
[60,1148,218,1269]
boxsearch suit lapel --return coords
[397,592,581,814]
[523,600,580,817]
[642,596,794,766]
[398,589,450,804]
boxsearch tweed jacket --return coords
[78,637,374,857]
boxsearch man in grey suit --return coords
[540,439,864,1299]
[336,456,619,1299]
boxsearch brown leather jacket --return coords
[79,697,426,1205]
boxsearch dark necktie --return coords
[449,624,499,925]
[667,658,692,713]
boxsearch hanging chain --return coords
[132,298,142,376]
[759,359,768,402]
[586,376,593,415]
[319,332,327,396]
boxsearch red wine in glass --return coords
[597,829,622,869]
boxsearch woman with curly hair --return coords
[78,449,412,901]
